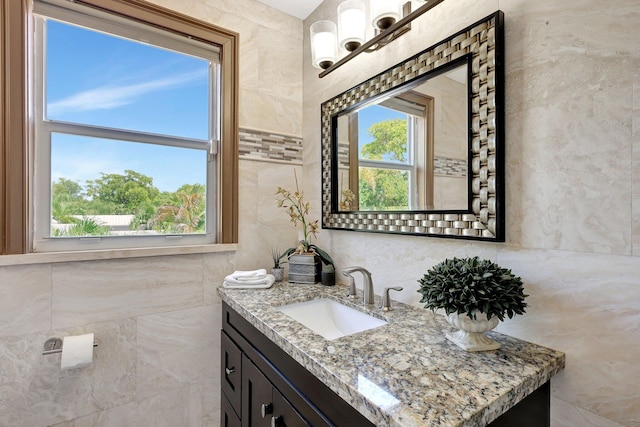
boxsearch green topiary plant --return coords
[417,256,528,321]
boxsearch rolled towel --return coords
[223,274,275,289]
[231,269,267,281]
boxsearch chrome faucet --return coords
[342,266,374,305]
[381,286,403,311]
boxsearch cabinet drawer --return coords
[221,392,241,427]
[221,331,242,416]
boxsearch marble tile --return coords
[203,252,236,304]
[258,163,303,230]
[237,17,261,93]
[502,1,637,256]
[202,377,221,427]
[239,159,260,223]
[217,0,302,40]
[495,249,640,426]
[633,82,640,256]
[52,255,204,329]
[257,26,303,103]
[51,384,203,427]
[236,161,300,271]
[202,303,222,426]
[0,264,51,337]
[552,396,627,427]
[0,320,136,427]
[503,81,633,254]
[239,88,302,136]
[136,305,217,401]
[235,222,263,271]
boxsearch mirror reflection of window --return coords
[336,62,468,212]
[356,94,431,211]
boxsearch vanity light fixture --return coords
[310,20,339,69]
[312,0,446,77]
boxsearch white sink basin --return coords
[277,298,388,340]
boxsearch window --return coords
[347,90,433,211]
[0,0,238,254]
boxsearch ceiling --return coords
[254,0,324,20]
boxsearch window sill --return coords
[0,243,238,266]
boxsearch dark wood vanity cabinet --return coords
[221,303,375,427]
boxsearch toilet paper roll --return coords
[60,333,94,370]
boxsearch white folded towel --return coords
[230,269,267,281]
[223,274,275,289]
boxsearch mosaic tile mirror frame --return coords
[321,11,505,241]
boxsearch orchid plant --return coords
[275,172,334,267]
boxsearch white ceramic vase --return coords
[445,311,500,352]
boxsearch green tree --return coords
[85,170,159,214]
[51,178,87,222]
[361,118,407,162]
[359,168,409,210]
[359,118,410,210]
[52,177,83,199]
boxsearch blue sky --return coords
[46,19,210,192]
[357,104,407,161]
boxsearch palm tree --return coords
[149,192,204,233]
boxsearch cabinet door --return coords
[222,331,243,416]
[222,392,242,427]
[242,354,273,427]
[271,390,310,427]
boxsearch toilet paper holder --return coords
[42,337,98,355]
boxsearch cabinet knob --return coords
[270,415,282,427]
[261,402,273,418]
[225,367,235,375]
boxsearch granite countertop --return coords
[218,282,565,427]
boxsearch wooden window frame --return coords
[346,90,434,212]
[0,0,239,254]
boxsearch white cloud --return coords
[48,70,206,116]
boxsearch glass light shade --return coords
[310,20,338,70]
[370,0,402,30]
[337,0,366,52]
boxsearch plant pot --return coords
[321,271,335,286]
[288,254,321,284]
[271,267,284,282]
[445,312,500,352]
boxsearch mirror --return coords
[321,11,505,241]
[335,61,469,212]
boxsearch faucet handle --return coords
[342,272,357,298]
[381,286,403,311]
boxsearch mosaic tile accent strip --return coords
[434,157,467,177]
[321,12,504,241]
[239,128,303,164]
